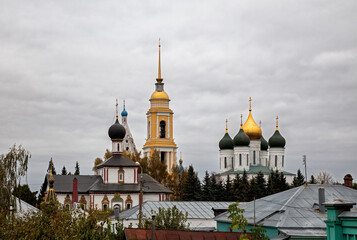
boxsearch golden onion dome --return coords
[242,97,262,140]
[150,90,169,100]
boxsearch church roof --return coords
[47,173,172,194]
[96,154,138,168]
[220,165,295,176]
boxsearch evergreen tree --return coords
[248,177,258,201]
[13,184,38,207]
[209,174,218,201]
[309,175,316,184]
[224,175,233,201]
[201,171,212,201]
[279,172,289,192]
[216,181,225,201]
[232,174,243,201]
[37,177,47,205]
[255,171,267,199]
[182,165,201,201]
[61,166,67,175]
[240,170,249,202]
[292,169,305,187]
[74,161,80,175]
[267,171,278,195]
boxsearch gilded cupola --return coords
[242,97,262,140]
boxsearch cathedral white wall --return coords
[233,146,250,171]
[269,148,285,172]
[219,149,234,173]
[107,167,137,184]
[260,150,268,166]
[249,140,260,166]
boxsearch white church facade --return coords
[218,98,295,184]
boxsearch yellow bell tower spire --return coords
[143,40,178,173]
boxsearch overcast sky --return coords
[1,0,356,192]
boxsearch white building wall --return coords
[249,140,260,166]
[269,148,285,172]
[260,150,268,166]
[219,149,234,173]
[233,146,250,171]
[106,167,137,184]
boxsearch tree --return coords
[61,166,68,175]
[0,144,30,214]
[143,206,189,230]
[250,224,269,240]
[209,174,219,201]
[247,177,258,201]
[227,202,247,232]
[309,175,316,184]
[182,165,201,201]
[13,184,37,207]
[92,157,103,173]
[104,149,112,160]
[292,169,305,187]
[232,174,243,201]
[224,175,234,201]
[37,177,47,206]
[278,172,290,192]
[255,171,267,199]
[201,171,212,201]
[241,170,250,202]
[165,164,182,200]
[74,161,80,175]
[316,171,334,184]
[148,150,167,183]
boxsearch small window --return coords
[253,151,256,164]
[148,121,151,138]
[224,157,227,168]
[232,158,234,168]
[117,143,120,152]
[239,154,242,166]
[246,155,248,165]
[126,140,128,143]
[126,203,131,209]
[282,156,284,167]
[119,173,123,181]
[275,156,278,167]
[126,147,129,151]
[160,120,166,138]
[103,204,108,211]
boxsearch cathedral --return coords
[143,42,178,173]
[45,104,171,211]
[218,98,295,184]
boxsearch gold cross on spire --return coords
[240,114,243,127]
[225,119,228,133]
[259,120,262,128]
[116,99,118,119]
[276,116,279,130]
[249,97,252,111]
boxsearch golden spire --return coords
[179,152,183,164]
[116,99,118,119]
[249,97,252,111]
[225,119,228,133]
[276,116,279,130]
[259,120,262,128]
[240,114,243,128]
[156,39,163,83]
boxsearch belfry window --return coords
[239,154,242,166]
[160,121,166,138]
[275,156,278,167]
[253,151,256,164]
[148,121,151,138]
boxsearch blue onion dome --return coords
[219,133,234,150]
[233,128,250,147]
[108,118,126,140]
[260,136,268,151]
[268,130,286,148]
[121,108,128,117]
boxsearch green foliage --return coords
[61,166,68,175]
[201,171,212,200]
[249,224,269,240]
[293,169,305,187]
[74,161,80,175]
[104,149,112,160]
[353,183,357,190]
[149,150,168,184]
[255,171,267,199]
[13,184,37,207]
[0,201,124,240]
[37,177,47,206]
[224,175,234,201]
[309,175,316,184]
[143,206,189,230]
[227,202,247,232]
[0,144,30,214]
[182,165,201,200]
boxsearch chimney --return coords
[318,188,326,213]
[344,174,353,188]
[72,177,78,203]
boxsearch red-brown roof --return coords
[124,229,248,240]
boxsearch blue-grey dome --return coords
[121,108,128,117]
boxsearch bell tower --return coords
[143,41,178,173]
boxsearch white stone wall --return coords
[107,167,137,184]
[233,146,250,171]
[249,140,260,166]
[260,150,268,166]
[219,149,234,173]
[269,148,285,172]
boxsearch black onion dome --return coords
[268,130,286,148]
[219,133,234,150]
[260,136,268,151]
[108,119,126,140]
[233,128,250,147]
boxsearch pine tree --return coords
[74,161,80,175]
[292,169,305,187]
[210,174,218,201]
[255,171,267,199]
[267,171,278,195]
[61,166,67,175]
[201,171,212,201]
[279,172,289,192]
[182,165,201,201]
[224,175,233,201]
[309,175,316,184]
[216,181,225,201]
[37,177,47,205]
[248,177,258,201]
[232,174,243,201]
[241,170,249,202]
